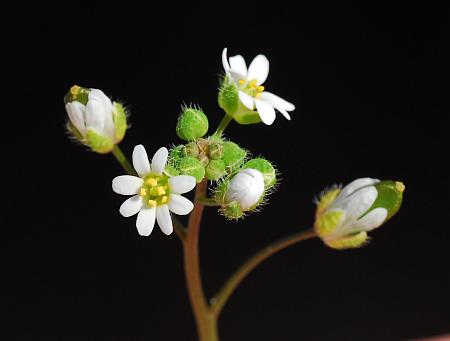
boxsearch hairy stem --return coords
[210,229,317,316]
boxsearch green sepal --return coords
[366,180,404,220]
[205,159,226,181]
[86,129,114,154]
[325,231,368,250]
[243,158,277,188]
[221,201,244,220]
[218,76,239,115]
[113,101,127,143]
[314,210,344,238]
[233,107,262,125]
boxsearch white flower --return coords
[225,168,265,210]
[314,178,388,249]
[65,87,117,141]
[222,48,295,125]
[112,145,196,236]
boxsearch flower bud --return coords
[314,178,405,250]
[178,156,205,183]
[176,107,209,141]
[185,142,199,157]
[64,85,127,154]
[222,141,247,172]
[205,160,226,181]
[243,158,277,188]
[216,169,265,219]
[208,142,224,160]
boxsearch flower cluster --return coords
[64,48,404,245]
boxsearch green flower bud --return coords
[218,76,239,115]
[243,158,277,188]
[176,107,209,141]
[178,156,205,183]
[164,164,180,177]
[222,141,247,171]
[64,85,128,154]
[208,142,224,160]
[205,159,226,181]
[185,142,199,157]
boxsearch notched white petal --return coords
[238,91,255,110]
[132,144,151,177]
[248,54,269,85]
[136,207,156,236]
[169,175,196,194]
[222,47,230,71]
[156,205,173,235]
[169,194,194,215]
[151,147,168,175]
[119,195,143,217]
[255,99,276,125]
[260,91,295,111]
[229,55,248,77]
[112,175,144,195]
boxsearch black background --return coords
[4,3,449,340]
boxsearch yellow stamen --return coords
[164,184,169,190]
[395,181,405,193]
[146,178,158,186]
[148,199,157,207]
[139,188,147,196]
[160,195,168,204]
[70,85,80,95]
[257,85,265,92]
[256,93,262,98]
[238,79,245,85]
[249,79,258,88]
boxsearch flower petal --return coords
[351,207,388,232]
[132,144,151,177]
[119,195,143,217]
[169,175,196,194]
[112,175,144,195]
[66,102,87,136]
[222,48,230,71]
[169,194,194,215]
[156,205,173,235]
[151,147,168,176]
[338,178,380,200]
[255,99,276,125]
[238,91,255,110]
[136,207,156,236]
[259,91,295,111]
[247,54,269,85]
[277,108,291,120]
[89,89,113,113]
[85,99,106,132]
[339,186,378,224]
[229,55,248,77]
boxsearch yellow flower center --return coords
[139,174,171,207]
[239,79,265,98]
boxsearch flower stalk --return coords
[112,145,137,176]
